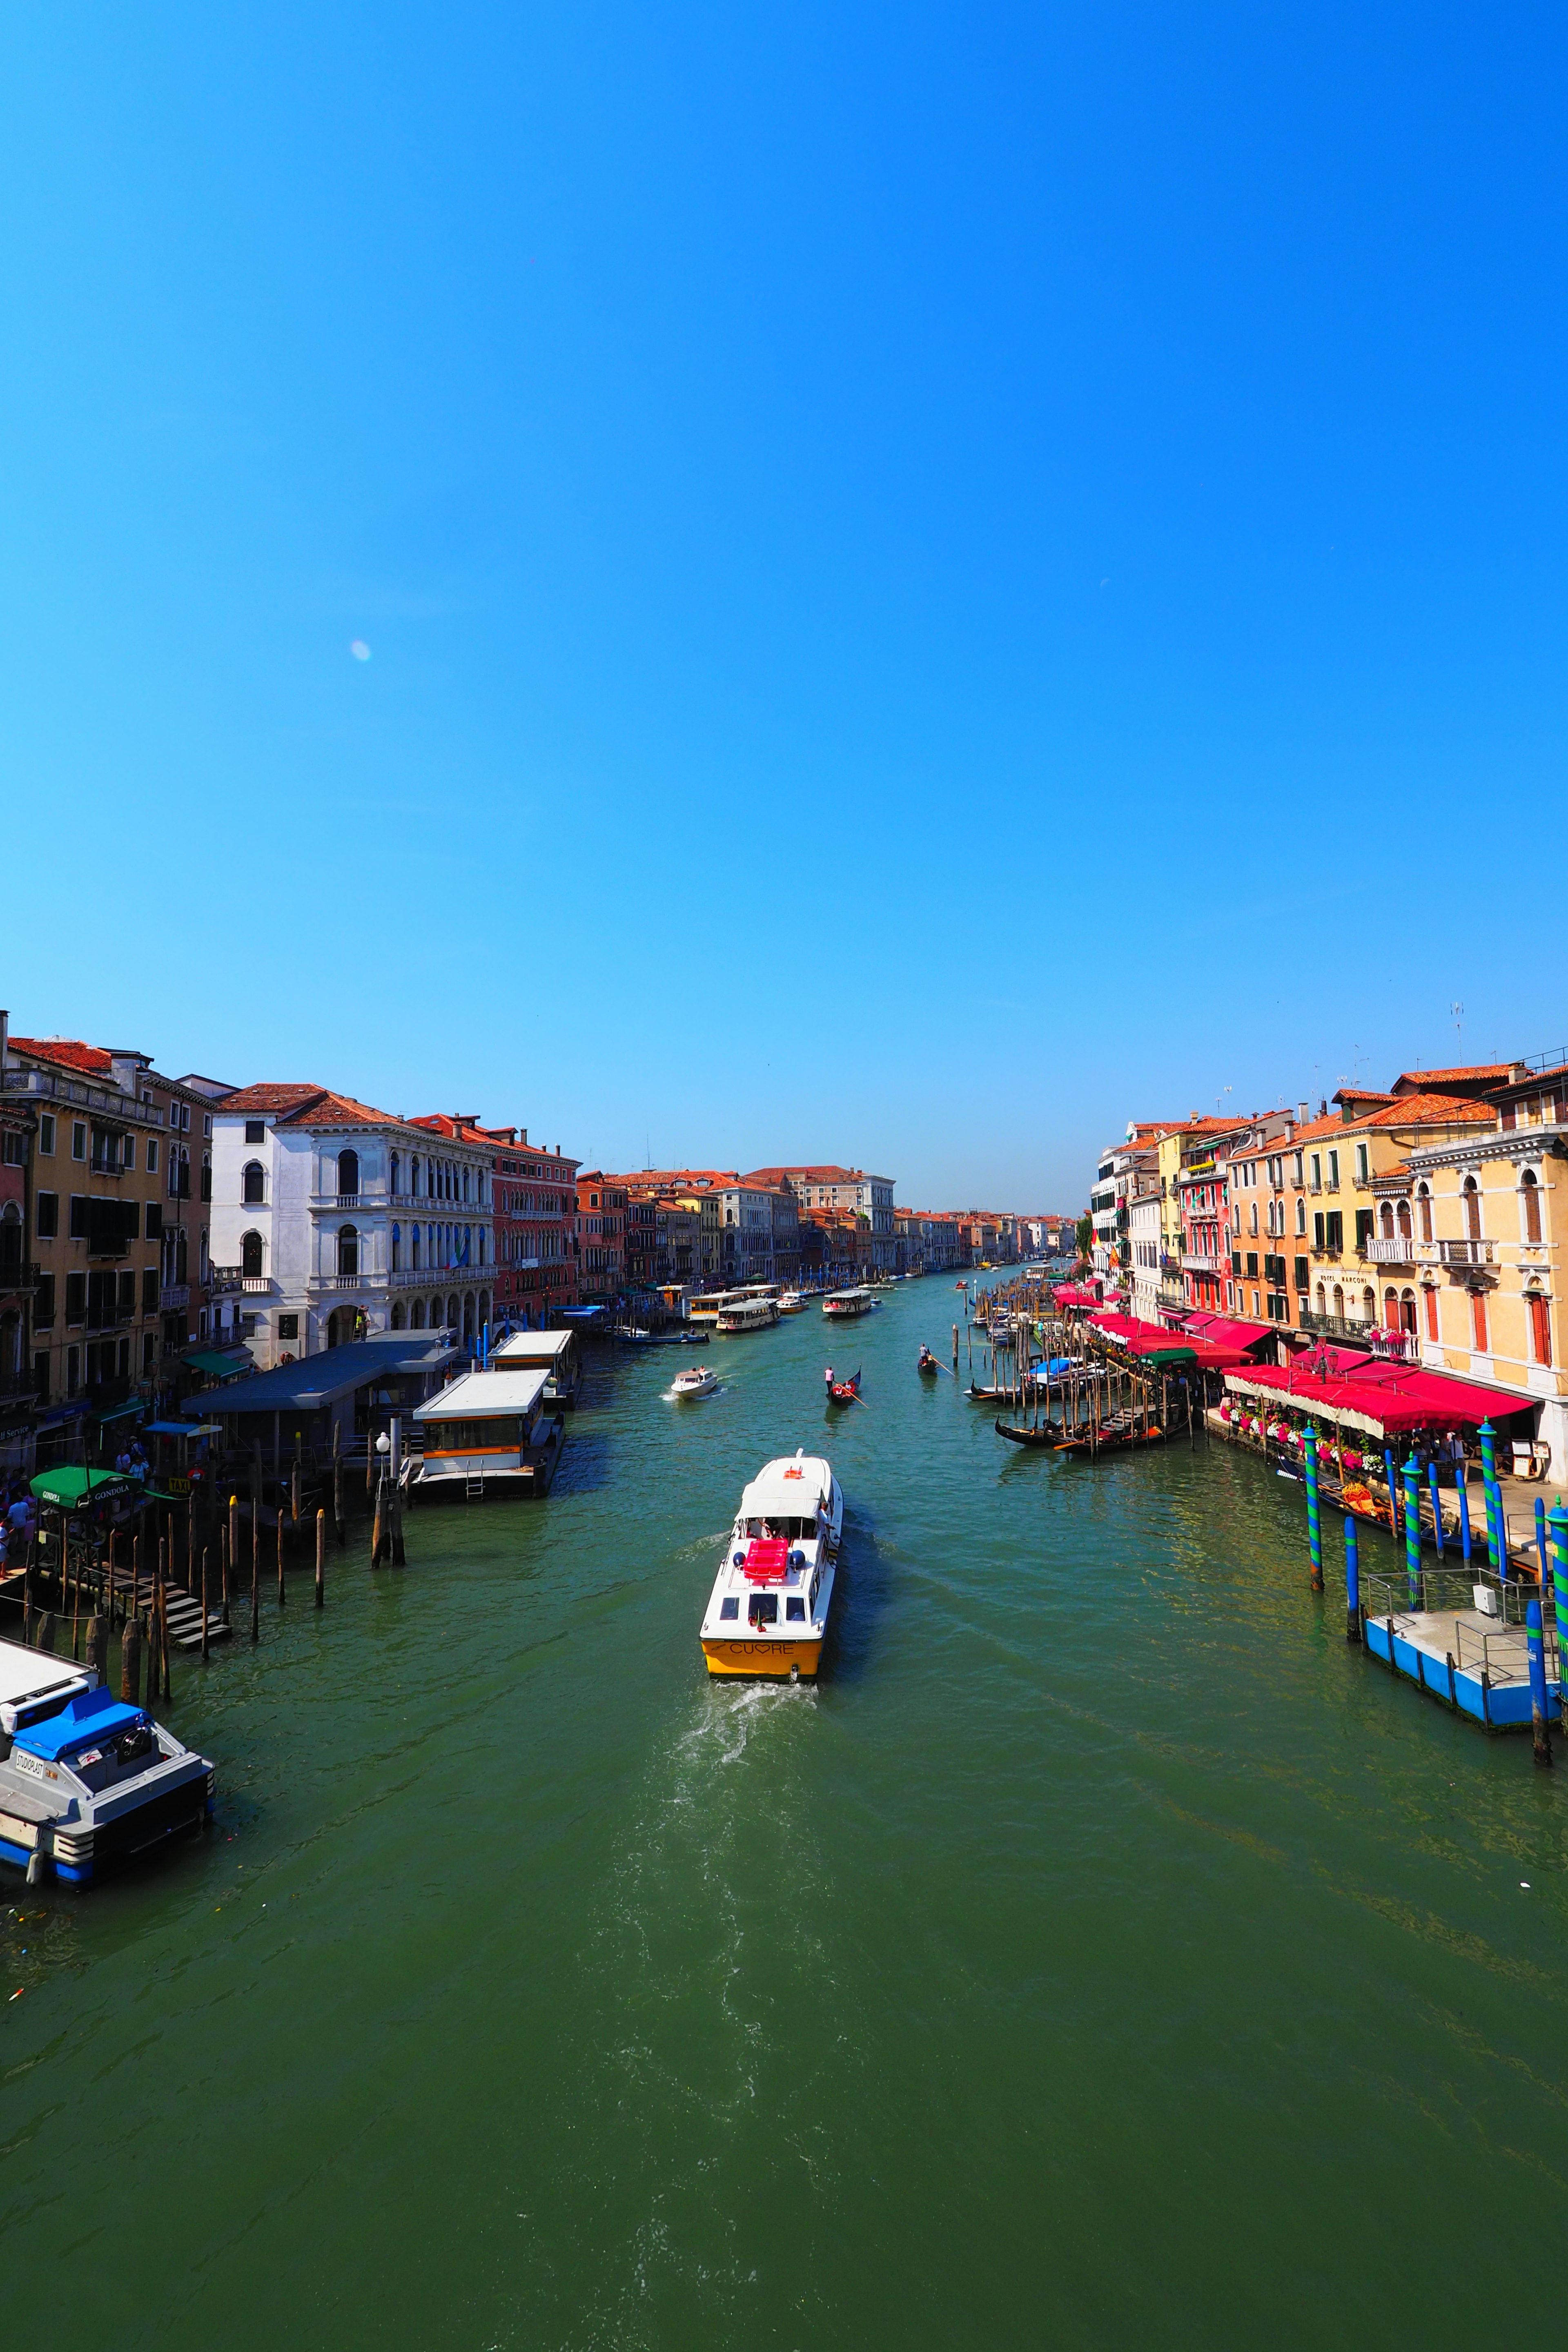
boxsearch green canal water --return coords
[6,1279,1568,2348]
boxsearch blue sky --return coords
[2,1,1563,1209]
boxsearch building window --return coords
[35,1191,58,1239]
[1470,1289,1488,1352]
[1522,1169,1542,1244]
[392,1223,402,1272]
[1528,1290,1552,1367]
[71,1121,86,1160]
[38,1114,54,1155]
[243,1161,265,1205]
[245,1119,266,1145]
[200,1154,212,1201]
[123,1136,137,1172]
[241,1231,265,1279]
[1463,1178,1482,1240]
[1417,1185,1433,1243]
[338,1225,359,1280]
[337,1148,360,1200]
[278,1313,299,1341]
[1424,1285,1439,1341]
[147,1139,158,1173]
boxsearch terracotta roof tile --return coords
[1396,1064,1513,1086]
[8,1037,115,1076]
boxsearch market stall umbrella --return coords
[29,1467,141,1510]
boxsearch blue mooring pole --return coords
[1479,1421,1499,1572]
[1304,1423,1323,1591]
[1429,1462,1445,1558]
[1527,1597,1552,1768]
[1402,1453,1422,1611]
[1459,1473,1473,1568]
[1344,1513,1361,1645]
[1550,1500,1568,1716]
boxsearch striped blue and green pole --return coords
[1402,1452,1422,1611]
[1304,1423,1323,1591]
[1527,1597,1552,1768]
[1535,1495,1548,1587]
[1459,1472,1473,1568]
[1550,1500,1568,1715]
[1479,1421,1499,1574]
[1345,1512,1361,1645]
[1429,1461,1446,1559]
[1382,1446,1400,1538]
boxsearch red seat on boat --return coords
[742,1538,790,1583]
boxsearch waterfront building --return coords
[211,1085,494,1367]
[743,1167,895,1275]
[1,1033,236,1428]
[417,1120,579,1329]
[1287,1082,1496,1354]
[1405,1058,1568,1473]
[1127,1169,1164,1323]
[1214,1108,1307,1328]
[576,1173,628,1300]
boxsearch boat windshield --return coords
[740,1515,817,1541]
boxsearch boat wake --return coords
[676,1676,818,1771]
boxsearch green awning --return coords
[95,1398,145,1424]
[183,1349,253,1380]
[30,1467,141,1510]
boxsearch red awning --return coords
[1345,1364,1536,1423]
[1184,1315,1277,1354]
[1227,1362,1533,1434]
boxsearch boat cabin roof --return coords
[493,1330,575,1366]
[12,1683,145,1763]
[739,1453,834,1519]
[825,1287,871,1301]
[0,1637,89,1710]
[414,1368,550,1422]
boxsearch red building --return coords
[412,1118,580,1330]
[576,1172,628,1301]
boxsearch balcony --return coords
[1298,1309,1418,1360]
[160,1283,190,1311]
[1437,1238,1498,1268]
[309,1271,373,1292]
[1183,1251,1223,1274]
[310,1192,372,1211]
[0,1068,161,1124]
[0,1258,40,1297]
[1365,1237,1418,1265]
[210,1265,274,1295]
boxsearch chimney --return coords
[521,1129,528,1144]
[1297,1102,1308,1123]
[1319,1098,1327,1117]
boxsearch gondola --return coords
[825,1368,862,1406]
[917,1348,940,1377]
[1053,1421,1166,1459]
[994,1417,1060,1447]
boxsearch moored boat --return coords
[699,1450,843,1679]
[408,1368,565,1499]
[672,1364,717,1398]
[0,1640,214,1884]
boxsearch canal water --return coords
[6,1280,1567,2348]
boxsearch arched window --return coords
[390,1151,401,1196]
[390,1301,406,1330]
[1417,1184,1433,1243]
[1528,1288,1552,1366]
[1463,1177,1482,1240]
[391,1223,402,1273]
[1332,1283,1345,1319]
[1380,1201,1395,1238]
[462,1167,470,1203]
[243,1160,265,1205]
[1316,1282,1326,1314]
[1396,1199,1412,1240]
[411,1155,421,1198]
[1470,1289,1488,1352]
[241,1230,264,1279]
[1522,1169,1542,1244]
[411,1225,421,1270]
[338,1148,359,1201]
[1361,1287,1375,1324]
[1383,1286,1400,1331]
[1296,1196,1306,1235]
[410,1298,425,1329]
[1424,1284,1439,1341]
[338,1225,359,1281]
[1400,1287,1417,1335]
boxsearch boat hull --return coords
[702,1635,823,1679]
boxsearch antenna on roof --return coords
[1450,1000,1463,1049]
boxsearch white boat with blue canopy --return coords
[0,1637,214,1884]
[408,1368,564,1499]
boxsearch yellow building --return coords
[1407,1059,1568,1474]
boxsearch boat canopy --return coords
[739,1455,833,1519]
[0,1638,88,1711]
[413,1369,550,1423]
[12,1684,145,1764]
[1224,1363,1535,1437]
[493,1330,575,1366]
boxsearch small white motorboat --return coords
[672,1364,718,1399]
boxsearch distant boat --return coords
[672,1364,717,1399]
[917,1348,940,1377]
[825,1368,862,1406]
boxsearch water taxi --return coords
[0,1639,214,1884]
[688,1285,775,1328]
[715,1296,780,1334]
[408,1368,564,1499]
[699,1450,843,1679]
[776,1290,808,1315]
[672,1364,718,1398]
[822,1287,875,1320]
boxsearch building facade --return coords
[419,1121,579,1330]
[743,1167,895,1275]
[211,1085,494,1367]
[576,1173,628,1301]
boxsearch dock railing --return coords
[1360,1564,1556,1632]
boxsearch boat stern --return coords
[701,1635,823,1680]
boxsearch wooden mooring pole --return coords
[316,1508,325,1608]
